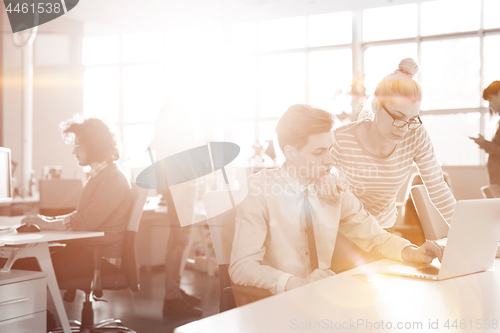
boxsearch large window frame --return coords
[82,0,500,167]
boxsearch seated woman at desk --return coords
[4,117,132,283]
[329,58,456,267]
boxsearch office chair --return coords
[410,185,450,240]
[203,190,272,312]
[54,183,149,333]
[481,184,500,199]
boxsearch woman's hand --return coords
[314,173,347,205]
[402,241,445,264]
[470,135,488,149]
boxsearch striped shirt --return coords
[331,120,456,228]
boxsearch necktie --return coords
[303,189,318,270]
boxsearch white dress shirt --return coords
[229,165,412,295]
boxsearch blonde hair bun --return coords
[396,58,419,78]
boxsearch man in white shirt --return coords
[229,104,444,295]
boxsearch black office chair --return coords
[203,190,272,312]
[54,183,149,333]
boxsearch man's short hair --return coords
[61,117,120,164]
[276,104,334,152]
[483,81,500,100]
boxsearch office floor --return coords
[53,267,220,333]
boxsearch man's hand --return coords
[21,215,66,231]
[402,241,445,264]
[286,269,335,291]
[314,173,347,205]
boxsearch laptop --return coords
[379,198,500,281]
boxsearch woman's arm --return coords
[476,138,500,156]
[413,127,456,224]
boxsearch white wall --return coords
[2,12,84,191]
[2,10,23,177]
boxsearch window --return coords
[363,4,417,42]
[227,57,257,119]
[123,32,163,63]
[258,17,306,52]
[364,43,418,94]
[123,124,155,159]
[234,121,255,160]
[83,0,499,167]
[309,49,352,114]
[421,0,480,35]
[231,22,256,54]
[258,53,306,118]
[259,120,284,162]
[83,67,119,122]
[421,38,480,109]
[82,36,119,65]
[484,0,500,29]
[309,12,352,47]
[123,65,163,123]
[423,113,481,165]
[483,35,500,90]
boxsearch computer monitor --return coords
[0,147,13,205]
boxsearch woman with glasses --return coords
[330,58,456,233]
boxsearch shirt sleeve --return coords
[69,173,129,231]
[338,189,412,261]
[413,126,456,224]
[229,179,295,295]
[330,131,341,165]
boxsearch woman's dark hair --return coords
[483,81,500,100]
[483,81,500,115]
[61,117,120,163]
[276,104,334,152]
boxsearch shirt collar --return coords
[279,164,314,195]
[88,161,110,179]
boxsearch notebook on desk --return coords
[39,179,83,216]
[378,199,500,281]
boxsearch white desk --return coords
[0,216,104,333]
[175,259,500,333]
[0,270,46,332]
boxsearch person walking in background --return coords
[470,81,500,186]
[150,105,203,318]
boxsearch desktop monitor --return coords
[0,147,13,205]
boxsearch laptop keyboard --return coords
[417,265,440,275]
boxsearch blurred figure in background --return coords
[470,81,500,186]
[150,104,203,318]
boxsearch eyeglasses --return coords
[380,104,423,130]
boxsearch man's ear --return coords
[283,145,298,161]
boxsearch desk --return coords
[0,216,104,333]
[0,270,46,331]
[175,259,500,333]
